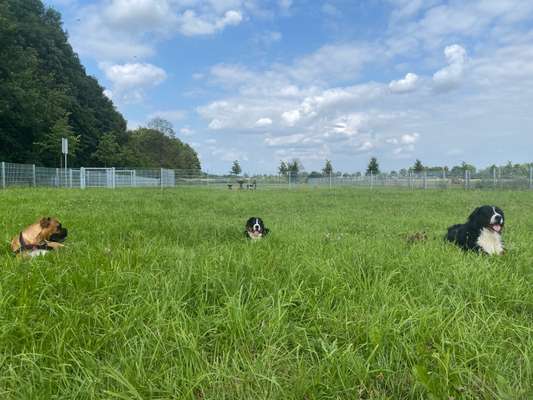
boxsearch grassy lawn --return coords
[0,187,532,399]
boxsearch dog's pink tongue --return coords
[493,224,502,232]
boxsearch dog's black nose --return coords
[494,215,502,223]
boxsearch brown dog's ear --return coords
[40,217,52,228]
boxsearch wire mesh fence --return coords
[1,161,533,190]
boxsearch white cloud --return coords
[389,72,419,93]
[281,110,301,126]
[400,132,419,144]
[103,89,113,100]
[265,134,306,146]
[100,62,167,103]
[70,0,253,62]
[433,44,467,91]
[178,9,242,36]
[255,118,273,127]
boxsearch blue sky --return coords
[47,0,533,174]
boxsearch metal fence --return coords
[307,168,533,190]
[0,162,179,189]
[1,161,533,190]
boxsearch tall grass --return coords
[0,187,532,399]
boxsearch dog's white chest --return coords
[28,249,52,257]
[477,228,504,255]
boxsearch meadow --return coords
[0,187,532,399]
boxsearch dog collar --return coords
[15,232,53,254]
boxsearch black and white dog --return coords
[244,217,269,240]
[445,206,505,255]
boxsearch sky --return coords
[46,0,533,174]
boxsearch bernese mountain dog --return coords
[445,205,505,255]
[244,217,269,240]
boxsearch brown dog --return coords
[11,217,68,257]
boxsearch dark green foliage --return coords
[413,159,424,173]
[0,0,201,171]
[278,160,288,176]
[92,132,121,167]
[0,0,126,166]
[366,157,380,175]
[322,159,333,176]
[230,160,242,175]
[122,128,201,170]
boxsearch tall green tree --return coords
[93,133,121,166]
[230,160,242,176]
[366,157,380,175]
[0,0,126,166]
[413,159,424,173]
[121,128,201,170]
[322,160,333,176]
[278,161,288,176]
[287,159,303,174]
[34,113,79,167]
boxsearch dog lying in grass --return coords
[11,217,68,257]
[244,217,269,240]
[446,206,504,255]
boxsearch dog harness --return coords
[15,232,53,254]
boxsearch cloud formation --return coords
[99,62,167,103]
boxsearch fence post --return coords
[464,170,469,190]
[288,172,291,189]
[32,164,36,187]
[408,171,412,189]
[528,164,532,189]
[112,167,116,189]
[1,162,5,189]
[80,167,86,189]
[423,170,427,190]
[370,171,374,189]
[493,166,497,187]
[329,170,332,189]
[69,169,73,188]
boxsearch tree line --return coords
[0,0,200,171]
[228,157,532,178]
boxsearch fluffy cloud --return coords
[389,72,419,93]
[99,62,167,103]
[400,132,419,144]
[265,134,306,146]
[281,110,301,126]
[433,44,467,91]
[255,118,273,127]
[178,9,242,36]
[70,0,253,62]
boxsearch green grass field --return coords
[1,187,532,399]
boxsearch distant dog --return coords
[445,206,504,255]
[11,217,68,257]
[244,217,269,240]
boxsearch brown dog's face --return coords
[39,217,68,242]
